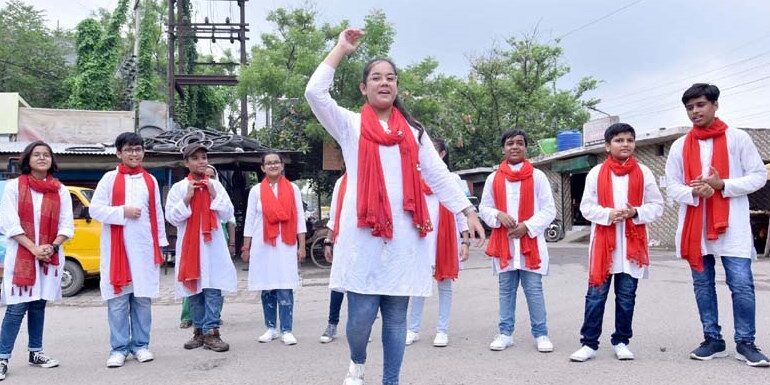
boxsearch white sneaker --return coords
[106,352,126,368]
[613,343,635,360]
[570,346,597,362]
[343,361,365,385]
[133,348,154,363]
[433,332,449,347]
[405,331,420,346]
[258,328,280,343]
[489,334,514,351]
[535,336,554,353]
[282,332,298,345]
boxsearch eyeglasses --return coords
[264,160,283,166]
[120,147,145,154]
[367,74,398,84]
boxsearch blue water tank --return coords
[556,130,582,151]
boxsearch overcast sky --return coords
[15,0,770,131]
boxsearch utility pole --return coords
[166,0,250,134]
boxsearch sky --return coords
[15,0,770,132]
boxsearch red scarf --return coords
[179,174,219,292]
[589,155,648,286]
[356,104,432,239]
[330,173,348,243]
[485,160,541,270]
[110,164,163,294]
[261,176,298,246]
[681,118,730,272]
[423,182,459,280]
[13,174,61,295]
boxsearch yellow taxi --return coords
[62,186,101,296]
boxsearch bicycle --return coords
[307,227,332,269]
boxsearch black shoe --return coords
[690,339,728,360]
[28,351,59,368]
[736,342,770,367]
[0,359,7,380]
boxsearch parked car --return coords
[0,180,100,297]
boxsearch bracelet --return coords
[229,243,235,246]
[461,241,471,246]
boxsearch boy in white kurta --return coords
[0,141,73,380]
[305,29,485,385]
[480,129,556,353]
[570,123,664,363]
[166,144,237,353]
[665,83,769,366]
[242,152,306,346]
[90,133,168,368]
[319,173,347,344]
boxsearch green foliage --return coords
[0,0,71,107]
[135,0,166,101]
[65,0,130,110]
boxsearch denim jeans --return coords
[182,296,223,324]
[408,280,453,333]
[691,255,756,343]
[107,293,152,355]
[578,273,638,350]
[347,292,409,385]
[189,288,224,334]
[261,289,294,333]
[498,270,548,337]
[0,299,46,360]
[328,290,345,325]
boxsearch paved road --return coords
[3,244,769,384]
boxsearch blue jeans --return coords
[107,294,152,355]
[261,289,294,333]
[0,299,46,360]
[408,280,453,333]
[691,255,756,343]
[578,273,638,350]
[328,290,345,325]
[189,288,224,334]
[347,292,408,385]
[498,270,548,337]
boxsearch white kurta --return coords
[166,178,238,298]
[0,179,74,305]
[425,173,470,270]
[243,182,306,291]
[665,127,766,259]
[479,164,556,275]
[580,162,665,279]
[327,176,344,233]
[90,169,169,301]
[305,63,472,297]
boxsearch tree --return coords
[65,0,129,110]
[0,0,71,107]
[239,7,397,197]
[135,0,166,101]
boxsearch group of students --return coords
[0,26,767,385]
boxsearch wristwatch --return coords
[461,240,471,246]
[51,244,60,253]
[324,238,333,246]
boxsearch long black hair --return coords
[19,140,58,174]
[362,58,427,143]
[432,137,450,167]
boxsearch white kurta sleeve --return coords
[665,140,699,206]
[524,170,556,237]
[0,180,24,237]
[580,167,612,226]
[420,134,471,214]
[165,182,192,227]
[90,172,127,226]
[151,177,169,247]
[327,178,343,232]
[294,184,307,234]
[57,185,75,239]
[243,186,259,237]
[210,180,235,223]
[304,63,358,144]
[479,173,501,228]
[633,166,665,225]
[722,131,766,198]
